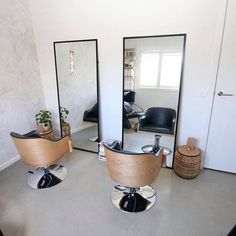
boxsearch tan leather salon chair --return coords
[10,130,72,189]
[104,141,163,213]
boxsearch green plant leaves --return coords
[35,110,52,127]
[60,106,69,121]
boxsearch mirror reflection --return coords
[123,35,186,167]
[54,39,99,153]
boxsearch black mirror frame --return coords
[122,34,187,168]
[53,39,100,154]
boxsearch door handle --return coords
[218,91,234,96]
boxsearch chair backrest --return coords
[104,144,163,188]
[147,107,176,126]
[90,103,98,114]
[10,132,72,167]
[83,103,98,123]
[124,90,135,103]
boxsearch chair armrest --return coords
[172,118,176,129]
[139,115,146,120]
[68,140,73,152]
[162,155,166,167]
[139,115,147,125]
[138,116,147,129]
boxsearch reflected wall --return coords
[123,34,186,167]
[54,39,99,153]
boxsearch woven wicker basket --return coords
[174,145,201,179]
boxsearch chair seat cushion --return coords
[139,124,173,134]
[84,117,98,123]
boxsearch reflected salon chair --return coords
[83,103,99,142]
[10,130,73,189]
[83,103,98,123]
[123,102,144,129]
[104,141,163,213]
[139,107,176,134]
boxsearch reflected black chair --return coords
[228,225,236,236]
[83,103,98,123]
[124,90,135,103]
[139,107,176,134]
[123,102,144,129]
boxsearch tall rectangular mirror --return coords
[54,39,99,153]
[122,34,186,167]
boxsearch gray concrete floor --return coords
[0,150,235,236]
[71,125,98,152]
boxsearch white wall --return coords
[135,89,179,112]
[125,36,183,111]
[125,36,184,52]
[29,0,227,161]
[0,0,45,169]
[55,41,97,132]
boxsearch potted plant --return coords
[60,106,71,137]
[35,110,52,133]
[60,106,69,124]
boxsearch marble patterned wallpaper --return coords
[0,0,45,168]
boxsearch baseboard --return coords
[0,155,20,171]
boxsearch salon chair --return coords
[10,130,72,189]
[83,103,98,123]
[123,90,144,129]
[139,107,176,134]
[104,141,163,213]
[123,102,144,129]
[83,103,99,142]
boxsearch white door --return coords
[205,0,236,173]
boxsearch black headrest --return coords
[91,103,98,112]
[109,140,122,151]
[10,130,41,139]
[105,141,148,156]
[124,90,135,103]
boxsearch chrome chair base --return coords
[27,164,67,189]
[111,185,157,213]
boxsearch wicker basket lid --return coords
[177,145,200,157]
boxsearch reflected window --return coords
[139,51,182,89]
[140,52,160,87]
